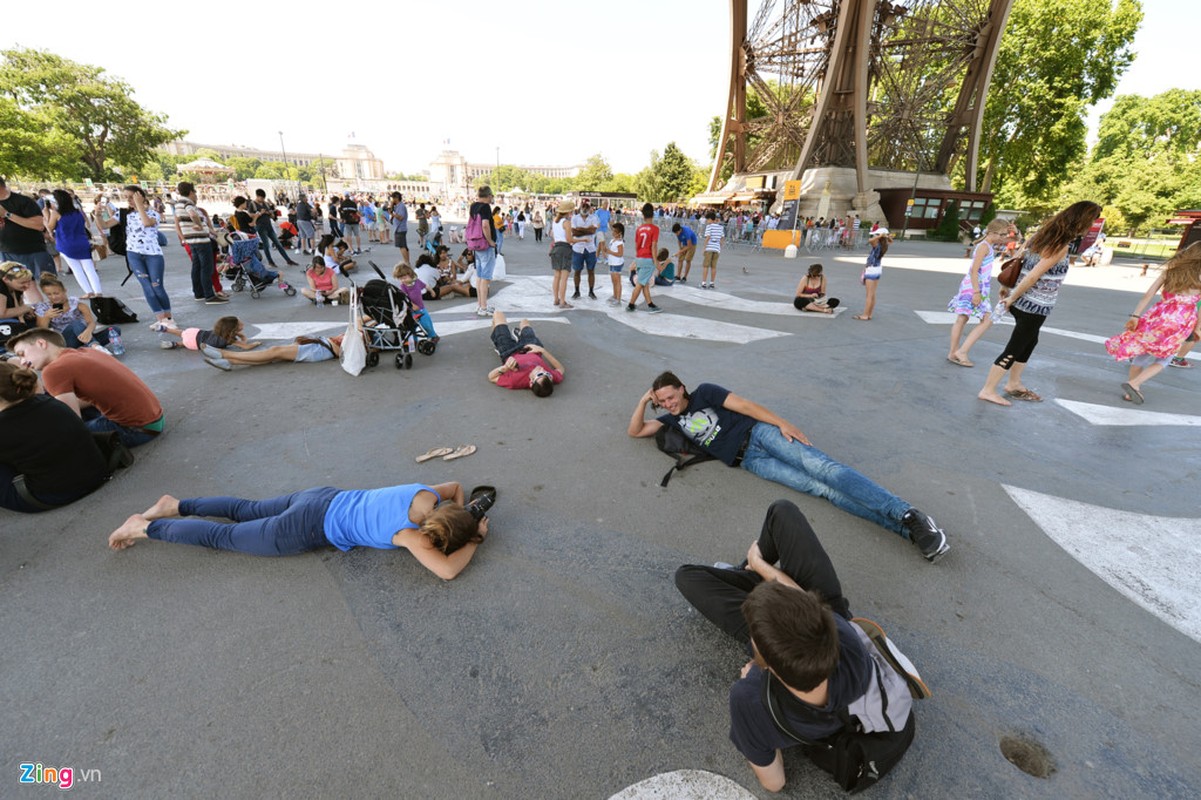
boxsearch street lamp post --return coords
[279,131,300,201]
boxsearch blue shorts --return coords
[475,247,497,281]
[607,260,624,274]
[571,250,597,271]
[295,341,337,363]
[635,257,655,286]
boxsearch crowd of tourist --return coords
[4,170,1198,794]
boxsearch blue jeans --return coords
[126,251,171,315]
[740,423,910,535]
[83,408,161,449]
[1,250,55,279]
[147,487,340,555]
[256,224,291,265]
[187,240,216,299]
[60,319,115,349]
[495,230,504,254]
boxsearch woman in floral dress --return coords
[1105,242,1201,404]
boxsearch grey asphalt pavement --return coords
[3,229,1198,799]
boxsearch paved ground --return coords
[3,229,1199,799]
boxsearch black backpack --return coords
[90,296,139,325]
[107,209,128,256]
[655,425,715,487]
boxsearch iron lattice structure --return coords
[709,0,1014,194]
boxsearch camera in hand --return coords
[53,303,65,310]
[465,485,496,521]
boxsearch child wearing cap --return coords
[854,227,894,321]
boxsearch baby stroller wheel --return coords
[394,353,406,370]
[250,287,261,299]
[233,278,246,292]
[417,339,436,356]
[366,351,379,368]
[284,285,297,297]
[405,353,413,369]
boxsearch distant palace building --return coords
[163,140,385,181]
[427,150,583,201]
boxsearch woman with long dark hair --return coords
[44,190,103,296]
[978,201,1102,405]
[98,185,174,327]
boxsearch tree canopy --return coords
[0,47,181,181]
[978,0,1143,210]
[1060,89,1201,233]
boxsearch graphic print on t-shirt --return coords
[678,407,722,448]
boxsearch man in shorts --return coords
[339,196,363,254]
[672,222,698,283]
[628,370,950,562]
[295,195,316,255]
[570,199,600,300]
[486,311,564,397]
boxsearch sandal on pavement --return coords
[1121,382,1144,405]
[1005,388,1043,402]
[415,447,454,463]
[443,445,477,461]
[852,315,871,321]
[947,355,974,367]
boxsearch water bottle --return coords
[106,327,124,356]
[990,299,1007,323]
[315,290,325,305]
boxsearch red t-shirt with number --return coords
[635,223,659,259]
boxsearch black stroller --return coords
[352,262,437,370]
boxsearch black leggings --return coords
[534,228,543,242]
[794,296,840,311]
[674,500,851,644]
[994,306,1047,369]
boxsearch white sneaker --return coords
[475,307,491,317]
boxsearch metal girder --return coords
[709,0,1015,194]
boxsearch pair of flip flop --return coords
[1005,388,1043,402]
[415,445,476,463]
[947,354,974,367]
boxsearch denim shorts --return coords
[571,250,597,271]
[297,220,316,238]
[295,341,336,363]
[635,257,655,286]
[475,247,497,281]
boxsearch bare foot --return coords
[977,391,1012,406]
[142,494,180,521]
[109,514,151,550]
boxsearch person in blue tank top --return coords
[106,481,488,580]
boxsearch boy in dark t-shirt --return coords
[627,371,950,563]
[675,499,913,792]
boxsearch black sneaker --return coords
[901,509,949,563]
[588,291,597,300]
[572,291,581,299]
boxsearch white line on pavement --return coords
[1054,399,1201,427]
[608,770,756,800]
[1004,485,1201,644]
[914,311,1110,344]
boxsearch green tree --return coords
[931,201,962,242]
[574,154,613,192]
[1060,90,1201,233]
[226,157,263,181]
[637,143,697,203]
[0,48,182,181]
[978,0,1142,209]
[0,96,80,179]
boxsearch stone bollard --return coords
[784,243,798,259]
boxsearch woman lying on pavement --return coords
[107,481,491,580]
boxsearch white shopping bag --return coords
[340,287,367,376]
[493,253,507,280]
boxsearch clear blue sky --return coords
[4,1,1193,174]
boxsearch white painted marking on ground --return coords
[915,310,1109,344]
[608,770,755,800]
[249,321,343,339]
[669,285,800,316]
[1055,399,1201,427]
[432,317,570,338]
[1004,485,1201,644]
[436,276,789,344]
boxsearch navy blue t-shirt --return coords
[728,615,872,766]
[657,383,756,466]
